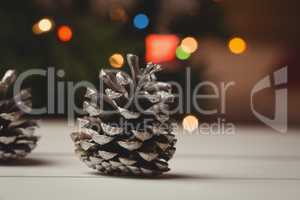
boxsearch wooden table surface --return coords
[1,120,300,200]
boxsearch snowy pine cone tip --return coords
[71,54,177,176]
[0,70,39,160]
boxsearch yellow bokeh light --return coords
[38,18,53,32]
[182,115,199,132]
[32,23,42,35]
[109,53,124,68]
[33,18,54,35]
[228,37,247,54]
[181,37,198,54]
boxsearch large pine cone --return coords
[71,54,177,176]
[0,70,39,160]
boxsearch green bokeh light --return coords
[176,46,191,60]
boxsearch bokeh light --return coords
[181,37,198,54]
[146,34,179,63]
[109,53,124,68]
[228,37,247,54]
[133,14,149,29]
[38,18,53,32]
[176,46,191,60]
[182,115,199,132]
[57,25,73,42]
[110,5,128,22]
[32,24,42,35]
[32,18,54,35]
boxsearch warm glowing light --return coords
[109,53,124,68]
[181,37,198,53]
[146,34,179,63]
[32,24,42,35]
[38,18,53,32]
[33,18,54,35]
[228,37,247,54]
[176,46,190,60]
[57,25,73,42]
[182,115,199,132]
[110,5,128,22]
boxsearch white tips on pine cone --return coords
[75,149,86,158]
[140,168,153,175]
[118,166,130,173]
[156,142,170,151]
[101,122,123,136]
[143,63,162,75]
[157,91,175,103]
[132,130,152,141]
[0,70,16,88]
[119,157,137,166]
[14,89,32,113]
[138,152,159,162]
[165,134,176,143]
[156,114,169,123]
[98,150,117,160]
[15,139,33,144]
[0,136,17,144]
[85,87,97,98]
[71,132,91,142]
[144,82,172,93]
[143,94,160,103]
[80,141,95,151]
[83,101,102,116]
[95,164,104,171]
[145,104,170,122]
[151,124,168,135]
[117,107,140,119]
[0,151,12,159]
[89,156,103,165]
[84,127,99,136]
[109,160,122,168]
[165,147,176,160]
[105,88,123,99]
[14,149,27,157]
[101,161,111,168]
[155,161,169,171]
[16,101,32,113]
[92,134,114,145]
[77,118,90,127]
[83,160,94,168]
[116,72,132,85]
[0,112,22,122]
[99,69,106,78]
[100,70,127,95]
[127,166,140,174]
[18,127,36,136]
[118,140,142,151]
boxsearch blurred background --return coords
[0,0,299,127]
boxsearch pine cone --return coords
[71,54,177,176]
[0,70,39,160]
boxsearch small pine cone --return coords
[0,70,39,160]
[71,54,177,176]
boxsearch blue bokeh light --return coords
[133,14,149,29]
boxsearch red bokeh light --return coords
[145,34,179,63]
[57,25,73,42]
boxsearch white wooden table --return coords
[1,120,300,200]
